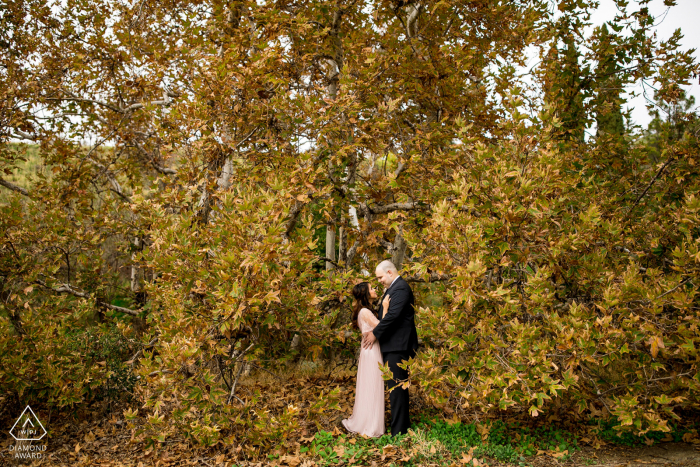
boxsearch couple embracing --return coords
[342,260,419,438]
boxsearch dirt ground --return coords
[3,435,699,466]
[562,443,700,467]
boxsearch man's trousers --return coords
[382,349,415,436]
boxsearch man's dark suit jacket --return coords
[372,276,419,354]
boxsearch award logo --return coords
[7,406,47,460]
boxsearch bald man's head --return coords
[375,260,398,288]
[376,260,397,274]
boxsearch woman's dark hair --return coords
[351,282,375,329]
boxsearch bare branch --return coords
[368,202,430,215]
[134,140,177,175]
[319,256,340,268]
[153,164,177,175]
[46,96,123,114]
[234,126,260,149]
[47,88,177,114]
[127,336,159,368]
[403,272,453,283]
[86,156,132,202]
[228,342,255,405]
[35,280,141,316]
[394,160,406,179]
[122,100,169,112]
[345,240,360,266]
[625,155,676,220]
[284,200,305,239]
[406,3,423,38]
[283,190,316,239]
[654,278,693,301]
[12,129,36,140]
[391,225,407,269]
[0,178,30,196]
[109,187,133,203]
[379,238,394,252]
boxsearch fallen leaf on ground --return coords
[280,455,301,466]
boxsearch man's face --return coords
[375,267,394,289]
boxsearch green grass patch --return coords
[294,415,700,466]
[591,417,700,447]
[301,417,580,466]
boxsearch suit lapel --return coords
[379,277,399,319]
[379,289,388,319]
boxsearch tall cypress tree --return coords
[593,24,626,139]
[542,30,587,143]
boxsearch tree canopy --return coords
[1,0,699,450]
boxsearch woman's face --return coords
[368,284,378,299]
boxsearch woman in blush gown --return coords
[342,282,391,438]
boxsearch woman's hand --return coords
[382,294,391,311]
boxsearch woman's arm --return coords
[360,307,380,329]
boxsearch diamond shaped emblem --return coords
[10,406,46,441]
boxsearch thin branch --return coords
[403,272,453,283]
[394,6,419,56]
[284,191,317,239]
[625,155,676,220]
[45,96,123,114]
[319,256,340,268]
[647,372,692,383]
[134,140,177,175]
[228,342,255,404]
[122,99,170,112]
[12,129,36,140]
[368,201,430,215]
[127,337,159,368]
[234,126,260,149]
[35,279,141,316]
[0,178,30,196]
[379,239,394,252]
[345,240,361,266]
[47,89,177,114]
[153,164,177,175]
[86,156,131,202]
[247,362,283,381]
[109,187,133,203]
[654,278,693,301]
[284,201,305,239]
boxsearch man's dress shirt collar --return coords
[387,275,400,290]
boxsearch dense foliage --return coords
[1,0,699,451]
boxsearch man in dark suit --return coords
[362,260,419,436]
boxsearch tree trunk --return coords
[131,236,144,301]
[338,216,347,265]
[130,235,147,334]
[323,7,344,273]
[391,225,407,270]
[325,225,336,270]
[217,157,234,191]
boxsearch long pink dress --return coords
[342,307,385,437]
